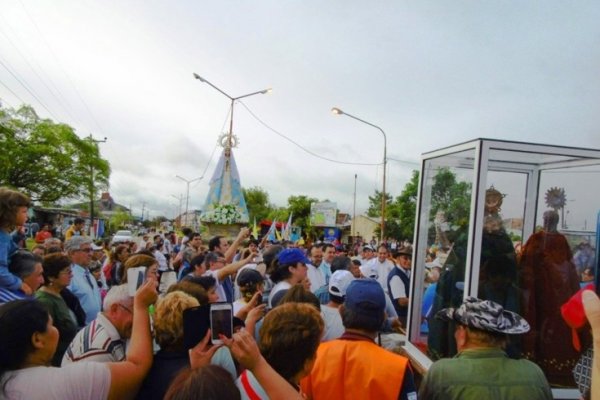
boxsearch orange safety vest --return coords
[301,334,408,399]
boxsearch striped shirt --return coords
[0,287,29,304]
[62,313,125,364]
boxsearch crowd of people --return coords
[1,186,600,399]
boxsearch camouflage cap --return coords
[436,296,530,335]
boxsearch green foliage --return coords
[109,210,132,232]
[242,186,275,223]
[286,195,318,236]
[0,104,111,204]
[394,170,419,241]
[430,167,472,227]
[369,171,420,241]
[366,190,393,218]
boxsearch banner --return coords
[310,201,337,227]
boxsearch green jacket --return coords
[419,348,553,400]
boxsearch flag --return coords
[252,217,259,239]
[96,219,105,238]
[266,220,277,242]
[283,213,293,240]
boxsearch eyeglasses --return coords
[117,304,133,314]
[59,268,73,275]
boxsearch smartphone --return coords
[127,266,146,296]
[183,305,211,350]
[210,303,233,345]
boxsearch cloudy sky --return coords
[1,1,599,223]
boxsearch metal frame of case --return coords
[404,138,600,399]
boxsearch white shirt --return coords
[321,305,344,341]
[389,265,411,300]
[268,281,291,308]
[153,249,169,271]
[203,269,227,302]
[307,263,325,293]
[368,258,395,293]
[3,362,110,400]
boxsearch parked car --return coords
[111,230,133,244]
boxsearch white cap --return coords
[329,270,355,297]
[359,264,378,280]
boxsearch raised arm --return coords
[223,227,250,263]
[216,250,256,282]
[107,280,158,400]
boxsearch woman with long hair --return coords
[0,280,158,400]
[103,244,131,286]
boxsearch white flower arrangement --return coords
[203,204,243,224]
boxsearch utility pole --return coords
[86,134,107,238]
[141,202,146,222]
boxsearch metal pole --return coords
[184,182,190,226]
[86,135,107,238]
[382,137,387,244]
[331,108,387,243]
[352,174,357,238]
[176,175,203,228]
[228,98,235,149]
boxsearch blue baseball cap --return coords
[344,279,386,314]
[277,248,310,266]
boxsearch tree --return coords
[430,167,471,227]
[242,186,274,223]
[366,172,419,242]
[287,195,318,235]
[109,210,132,233]
[0,104,111,204]
[366,190,393,218]
[394,170,420,241]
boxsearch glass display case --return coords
[405,139,600,398]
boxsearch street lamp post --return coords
[175,175,203,227]
[171,194,183,228]
[193,73,271,147]
[331,107,387,243]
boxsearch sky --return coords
[1,1,600,225]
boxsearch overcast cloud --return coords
[1,1,599,223]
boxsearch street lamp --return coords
[331,107,387,243]
[193,73,271,148]
[175,175,203,227]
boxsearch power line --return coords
[238,101,382,166]
[238,101,421,168]
[0,15,85,128]
[0,79,27,106]
[19,0,105,137]
[387,157,420,167]
[0,57,58,119]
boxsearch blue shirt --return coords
[0,287,29,304]
[0,230,22,291]
[319,261,332,285]
[68,264,102,324]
